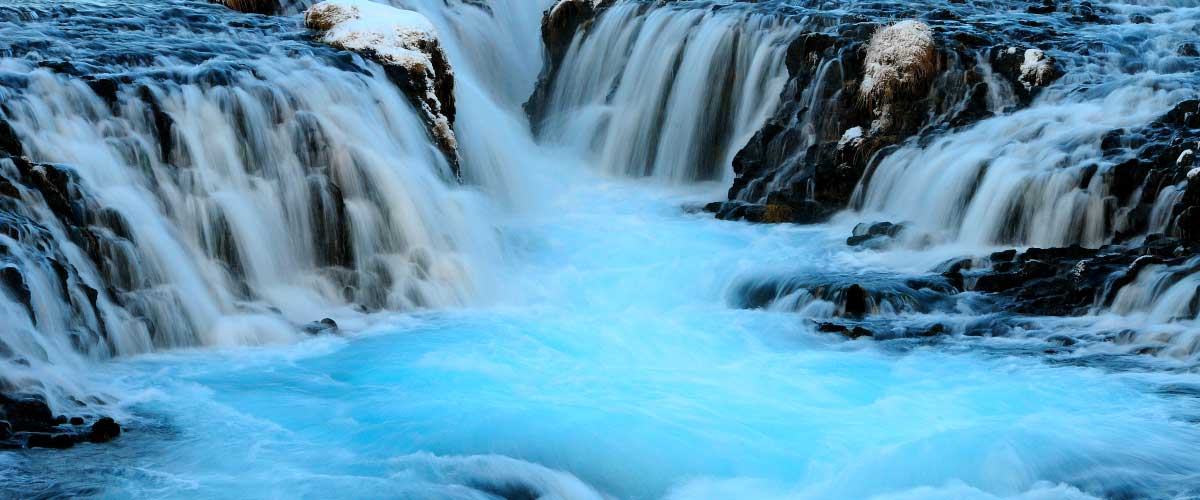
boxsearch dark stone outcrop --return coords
[525,0,616,130]
[716,6,1074,224]
[967,237,1198,317]
[304,1,461,179]
[0,394,122,448]
[302,317,339,335]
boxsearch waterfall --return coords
[856,2,1198,249]
[0,0,503,403]
[535,2,796,183]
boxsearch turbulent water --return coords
[2,0,1200,498]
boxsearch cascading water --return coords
[856,2,1198,249]
[4,0,1200,499]
[534,1,796,183]
[0,0,499,406]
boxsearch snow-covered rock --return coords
[305,0,459,176]
[1018,48,1061,89]
[859,20,937,133]
[838,126,864,148]
[1177,149,1195,167]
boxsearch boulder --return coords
[89,417,120,443]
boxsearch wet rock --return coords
[1026,0,1056,14]
[847,221,906,246]
[967,238,1198,317]
[69,416,84,425]
[0,119,22,157]
[302,317,339,335]
[0,394,57,432]
[814,322,874,339]
[89,417,120,443]
[1180,43,1200,57]
[210,0,280,15]
[843,284,869,318]
[26,432,77,449]
[0,421,10,439]
[859,21,938,134]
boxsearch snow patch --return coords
[839,126,864,147]
[859,20,937,132]
[1018,48,1058,89]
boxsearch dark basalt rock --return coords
[963,236,1198,317]
[0,394,57,432]
[731,270,961,319]
[89,417,120,443]
[814,321,874,339]
[26,432,78,449]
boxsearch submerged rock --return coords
[847,221,906,247]
[302,317,340,335]
[305,0,460,178]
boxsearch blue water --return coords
[7,173,1200,499]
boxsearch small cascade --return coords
[1106,257,1200,323]
[0,1,499,402]
[533,1,797,183]
[857,3,1199,249]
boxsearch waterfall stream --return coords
[2,0,1200,498]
